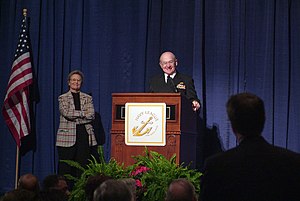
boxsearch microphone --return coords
[167,76,178,93]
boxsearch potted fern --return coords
[63,146,202,201]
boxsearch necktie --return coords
[167,76,177,92]
[167,75,171,85]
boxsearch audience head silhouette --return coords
[84,174,112,201]
[226,92,265,141]
[17,173,40,193]
[42,174,70,197]
[120,178,137,201]
[165,178,197,201]
[93,179,133,201]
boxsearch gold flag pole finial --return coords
[23,8,27,17]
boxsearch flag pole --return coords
[14,8,28,189]
[15,146,20,189]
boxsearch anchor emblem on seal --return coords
[132,116,153,136]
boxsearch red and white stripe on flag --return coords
[2,15,33,148]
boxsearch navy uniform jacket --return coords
[200,136,300,201]
[149,72,200,103]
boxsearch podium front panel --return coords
[110,93,197,167]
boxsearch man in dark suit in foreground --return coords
[200,92,300,201]
[149,51,200,111]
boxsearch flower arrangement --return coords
[63,146,202,201]
[129,148,202,201]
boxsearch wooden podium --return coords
[110,93,198,168]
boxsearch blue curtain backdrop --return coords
[0,0,299,192]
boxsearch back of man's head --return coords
[85,174,112,201]
[226,92,265,137]
[165,178,197,201]
[42,174,70,197]
[93,179,133,201]
[17,174,40,194]
[42,174,59,191]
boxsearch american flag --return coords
[2,14,33,148]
